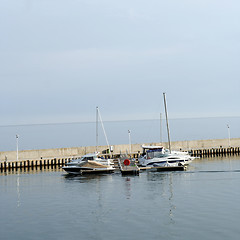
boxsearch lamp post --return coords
[16,134,19,161]
[227,125,231,147]
[128,130,131,155]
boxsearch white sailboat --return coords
[138,93,195,167]
[62,107,115,174]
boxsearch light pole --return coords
[16,134,19,161]
[227,125,231,147]
[128,130,131,155]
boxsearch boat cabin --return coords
[141,145,167,159]
[80,153,102,161]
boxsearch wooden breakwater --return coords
[0,158,71,172]
[1,143,240,172]
[191,147,240,157]
[0,154,137,172]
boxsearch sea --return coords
[0,116,239,152]
[1,155,240,240]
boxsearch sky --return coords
[1,0,240,126]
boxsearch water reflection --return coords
[1,156,240,240]
[124,177,131,199]
[168,174,176,224]
[146,171,177,224]
[63,172,114,183]
[17,173,20,207]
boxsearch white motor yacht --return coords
[138,145,195,167]
[62,153,115,174]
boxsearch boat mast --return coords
[163,92,171,153]
[96,106,99,152]
[160,112,162,145]
[97,107,112,158]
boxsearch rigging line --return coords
[97,108,111,157]
[96,106,99,153]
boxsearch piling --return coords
[0,157,72,172]
[191,147,240,157]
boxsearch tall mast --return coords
[160,112,162,145]
[96,106,99,152]
[163,92,171,153]
[97,107,112,158]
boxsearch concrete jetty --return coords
[1,138,240,171]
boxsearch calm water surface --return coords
[1,155,240,240]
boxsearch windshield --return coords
[82,156,95,161]
[146,149,164,159]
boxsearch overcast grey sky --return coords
[1,0,240,125]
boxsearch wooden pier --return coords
[118,159,140,175]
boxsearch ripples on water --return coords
[1,156,240,240]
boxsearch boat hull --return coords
[62,166,115,175]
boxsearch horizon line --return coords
[0,115,239,128]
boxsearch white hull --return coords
[62,153,115,175]
[139,151,195,167]
[138,145,195,167]
[62,165,115,175]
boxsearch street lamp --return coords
[16,134,19,161]
[128,130,131,154]
[227,125,231,147]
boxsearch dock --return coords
[118,159,140,175]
